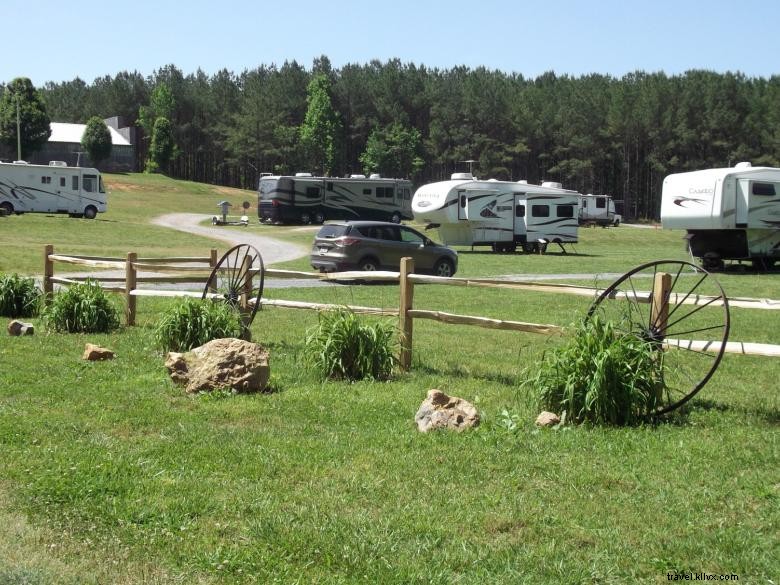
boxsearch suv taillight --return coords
[337,237,361,246]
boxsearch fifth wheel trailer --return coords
[0,160,107,218]
[661,162,780,270]
[412,174,580,253]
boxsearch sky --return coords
[2,0,779,86]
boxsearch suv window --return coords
[316,225,349,239]
[399,227,424,245]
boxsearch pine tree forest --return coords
[4,58,780,219]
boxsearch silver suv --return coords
[311,221,458,277]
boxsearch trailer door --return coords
[513,195,527,240]
[457,190,467,220]
[736,180,750,227]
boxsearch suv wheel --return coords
[433,258,454,277]
[359,257,379,271]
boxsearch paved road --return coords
[151,213,308,264]
[60,213,327,290]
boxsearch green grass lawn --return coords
[1,173,778,583]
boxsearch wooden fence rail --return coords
[43,245,780,367]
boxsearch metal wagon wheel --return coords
[587,259,730,415]
[202,244,265,329]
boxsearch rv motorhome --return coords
[661,162,780,270]
[412,174,580,253]
[579,193,621,226]
[258,173,413,224]
[0,160,107,218]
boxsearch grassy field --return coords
[1,173,778,584]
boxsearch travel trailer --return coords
[412,174,581,253]
[661,162,780,270]
[0,160,107,218]
[258,173,413,224]
[579,193,621,226]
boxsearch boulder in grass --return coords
[415,389,479,433]
[535,411,561,427]
[83,343,115,361]
[165,338,270,394]
[7,320,34,336]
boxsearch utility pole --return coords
[16,93,22,161]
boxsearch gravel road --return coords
[151,213,308,264]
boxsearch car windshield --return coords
[316,225,350,239]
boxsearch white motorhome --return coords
[0,160,107,218]
[579,193,621,226]
[661,162,780,270]
[258,173,413,224]
[412,174,580,253]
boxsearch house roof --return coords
[49,122,131,146]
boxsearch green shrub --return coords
[0,273,41,318]
[531,315,663,426]
[305,309,397,381]
[43,280,121,333]
[155,297,243,352]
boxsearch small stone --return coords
[535,411,561,427]
[82,343,115,361]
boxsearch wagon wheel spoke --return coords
[203,244,265,329]
[588,260,730,416]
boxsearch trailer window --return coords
[363,188,372,195]
[376,187,394,198]
[532,205,550,217]
[515,204,525,217]
[752,182,776,196]
[305,186,320,198]
[72,176,79,190]
[557,205,574,217]
[596,197,606,208]
[402,188,411,200]
[41,176,51,184]
[60,177,66,187]
[327,182,333,191]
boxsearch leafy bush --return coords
[43,280,120,333]
[305,309,397,381]
[531,315,664,426]
[155,297,242,352]
[0,273,41,318]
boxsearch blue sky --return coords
[3,0,778,86]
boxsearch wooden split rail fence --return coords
[43,246,780,370]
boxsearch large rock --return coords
[83,343,115,361]
[535,411,561,427]
[165,338,270,394]
[7,320,34,336]
[415,389,479,433]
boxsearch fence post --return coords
[43,244,54,305]
[126,252,137,326]
[651,272,672,335]
[399,257,415,371]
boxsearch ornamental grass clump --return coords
[43,280,121,333]
[305,309,397,381]
[0,273,41,318]
[532,315,664,425]
[155,297,243,352]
